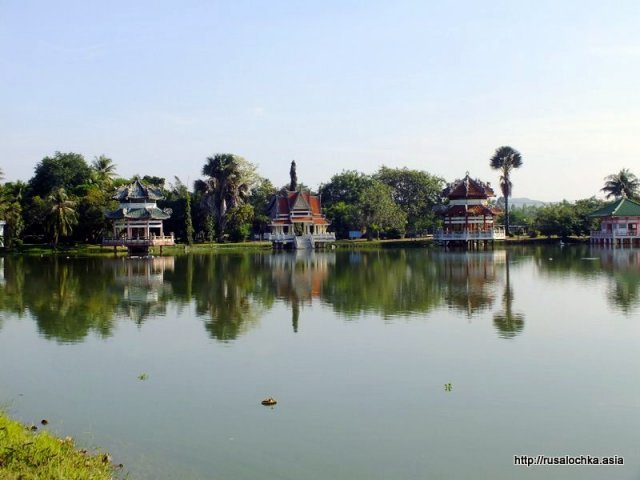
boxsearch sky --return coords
[1,0,639,201]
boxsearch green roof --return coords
[112,179,164,202]
[106,207,171,220]
[589,197,640,217]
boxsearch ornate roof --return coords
[112,178,164,202]
[444,173,494,200]
[268,190,329,225]
[106,207,171,220]
[589,198,640,217]
[441,204,498,217]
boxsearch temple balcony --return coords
[102,234,175,247]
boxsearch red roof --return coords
[442,205,497,217]
[269,189,329,226]
[445,174,494,200]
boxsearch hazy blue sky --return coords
[1,0,639,201]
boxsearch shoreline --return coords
[0,411,117,479]
[0,236,591,257]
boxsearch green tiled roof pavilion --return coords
[589,198,640,217]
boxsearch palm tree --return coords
[490,146,523,236]
[195,154,256,242]
[91,155,117,188]
[601,168,640,200]
[47,188,79,247]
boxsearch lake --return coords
[0,245,638,479]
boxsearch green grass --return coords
[0,411,117,479]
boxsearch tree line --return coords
[0,149,635,247]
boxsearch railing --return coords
[591,230,639,239]
[265,233,336,243]
[434,229,506,241]
[102,234,175,246]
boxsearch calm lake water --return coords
[0,246,639,479]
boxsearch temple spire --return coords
[289,160,297,191]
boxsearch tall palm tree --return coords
[91,155,117,188]
[47,188,79,247]
[601,168,640,200]
[195,154,256,242]
[490,146,523,236]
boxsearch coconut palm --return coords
[91,155,117,188]
[195,154,256,242]
[601,168,640,200]
[47,188,79,247]
[490,146,523,236]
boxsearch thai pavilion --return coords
[102,178,175,254]
[435,173,505,247]
[266,190,335,249]
[589,197,640,247]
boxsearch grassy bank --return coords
[3,236,590,257]
[0,411,116,479]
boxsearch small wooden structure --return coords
[590,197,640,247]
[266,190,335,249]
[102,179,175,255]
[435,173,504,247]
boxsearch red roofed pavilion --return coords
[435,173,505,246]
[267,190,335,249]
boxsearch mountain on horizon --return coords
[496,197,546,208]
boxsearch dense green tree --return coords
[74,186,113,243]
[601,168,640,199]
[319,170,373,206]
[47,188,79,247]
[225,204,254,242]
[374,166,445,236]
[141,175,166,189]
[0,181,25,247]
[195,154,257,242]
[490,146,523,236]
[248,177,277,236]
[319,170,376,238]
[353,180,407,239]
[22,195,49,241]
[29,152,92,197]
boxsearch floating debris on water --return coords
[261,397,277,406]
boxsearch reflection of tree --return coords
[433,251,500,317]
[537,245,640,315]
[493,252,524,338]
[323,250,443,318]
[0,257,121,343]
[188,255,273,342]
[607,272,640,314]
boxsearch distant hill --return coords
[496,197,546,208]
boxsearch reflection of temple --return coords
[108,256,175,324]
[591,248,640,313]
[265,252,334,331]
[433,250,505,316]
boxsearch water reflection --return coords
[265,252,332,332]
[535,245,640,315]
[108,257,174,325]
[432,250,503,317]
[1,246,638,344]
[493,252,524,338]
